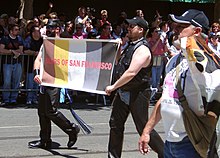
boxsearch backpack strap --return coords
[195,36,220,67]
[175,54,190,110]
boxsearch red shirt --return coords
[100,20,111,26]
[149,39,166,56]
[99,34,111,39]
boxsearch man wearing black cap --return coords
[139,9,220,158]
[105,16,164,158]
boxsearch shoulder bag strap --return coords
[175,54,190,110]
[195,36,220,67]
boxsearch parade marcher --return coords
[28,21,80,149]
[139,9,220,158]
[28,46,80,149]
[105,16,164,158]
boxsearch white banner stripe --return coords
[83,41,102,90]
[68,40,87,88]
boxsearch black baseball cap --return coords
[169,9,209,32]
[126,17,149,31]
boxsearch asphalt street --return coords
[0,98,165,158]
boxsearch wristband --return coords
[33,69,40,76]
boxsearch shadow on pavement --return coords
[28,140,90,158]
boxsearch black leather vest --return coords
[114,38,152,91]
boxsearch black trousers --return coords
[38,87,76,142]
[108,90,164,158]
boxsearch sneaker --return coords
[28,140,52,149]
[26,101,32,105]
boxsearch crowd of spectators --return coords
[0,2,220,106]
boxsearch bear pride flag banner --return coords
[40,37,120,94]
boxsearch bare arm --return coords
[33,51,42,84]
[139,97,162,154]
[45,2,53,17]
[24,49,38,56]
[105,45,151,95]
[13,45,23,58]
[81,15,89,25]
[150,39,160,53]
[0,44,23,56]
[0,44,13,54]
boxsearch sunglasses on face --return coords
[14,28,20,31]
[175,23,191,30]
[128,24,137,29]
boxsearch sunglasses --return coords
[175,23,191,30]
[128,24,137,29]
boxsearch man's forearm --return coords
[34,59,40,70]
[142,98,162,135]
[113,70,136,90]
[34,51,42,70]
[0,48,13,54]
[81,15,89,24]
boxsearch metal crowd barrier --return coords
[0,54,38,92]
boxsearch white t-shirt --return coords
[208,42,220,58]
[74,16,90,33]
[160,54,204,142]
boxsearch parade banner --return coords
[40,37,120,94]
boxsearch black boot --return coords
[67,124,80,148]
[28,140,52,149]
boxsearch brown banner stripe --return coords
[42,39,55,84]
